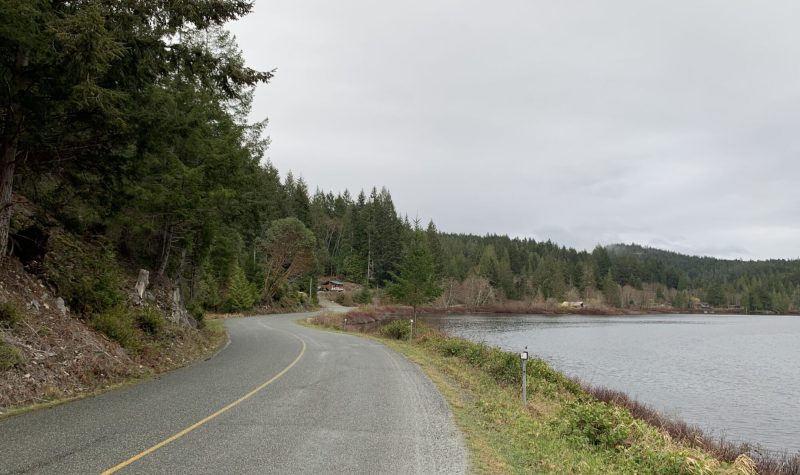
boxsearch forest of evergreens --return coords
[3,0,799,319]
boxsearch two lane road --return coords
[0,314,467,474]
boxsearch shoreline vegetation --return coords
[324,302,799,325]
[429,303,800,317]
[311,309,800,475]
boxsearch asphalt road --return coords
[0,313,467,474]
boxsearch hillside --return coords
[419,234,800,314]
[1,206,224,410]
[607,243,800,312]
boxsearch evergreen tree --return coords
[223,263,257,312]
[370,188,403,285]
[672,291,689,309]
[197,260,222,310]
[288,176,311,226]
[706,282,726,307]
[1,0,271,259]
[677,273,690,291]
[387,223,442,318]
[592,245,611,283]
[495,248,516,298]
[479,245,500,283]
[602,270,622,308]
[350,190,371,281]
[770,289,790,314]
[426,220,445,278]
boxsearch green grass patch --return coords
[200,319,227,352]
[0,342,24,370]
[0,301,23,327]
[135,306,165,336]
[92,306,141,351]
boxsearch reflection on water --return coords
[420,313,800,454]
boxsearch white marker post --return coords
[520,346,529,405]
[409,318,414,341]
[343,318,347,331]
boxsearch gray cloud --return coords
[228,0,800,260]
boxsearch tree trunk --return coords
[0,142,16,259]
[0,48,27,260]
[157,221,172,277]
[367,234,372,283]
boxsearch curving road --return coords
[0,313,467,474]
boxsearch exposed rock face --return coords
[170,286,196,328]
[133,269,149,304]
[131,269,194,328]
[1,200,213,410]
[55,297,68,317]
[135,269,149,298]
[0,257,136,410]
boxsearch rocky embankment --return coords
[0,257,223,413]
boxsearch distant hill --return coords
[434,234,800,313]
[607,243,800,289]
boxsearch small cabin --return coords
[318,280,345,292]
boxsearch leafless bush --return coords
[433,275,495,309]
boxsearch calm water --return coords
[421,313,800,454]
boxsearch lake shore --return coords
[331,301,799,321]
[427,302,800,317]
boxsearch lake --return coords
[420,313,800,454]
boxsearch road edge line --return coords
[100,330,307,474]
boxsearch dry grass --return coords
[311,306,411,332]
[422,300,646,316]
[331,300,646,323]
[204,305,306,320]
[343,305,411,320]
[310,311,346,328]
[0,257,227,413]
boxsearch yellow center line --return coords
[101,328,307,474]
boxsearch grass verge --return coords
[311,315,752,474]
[383,339,739,474]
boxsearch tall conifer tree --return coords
[387,222,442,318]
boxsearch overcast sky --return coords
[227,1,800,260]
